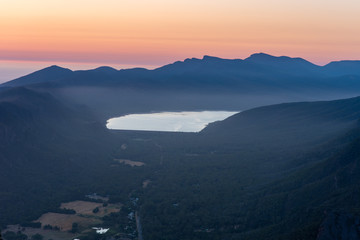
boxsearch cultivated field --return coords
[37,212,102,231]
[1,200,122,240]
[61,200,122,217]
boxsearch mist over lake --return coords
[106,111,239,132]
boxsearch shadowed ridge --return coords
[0,86,57,105]
[0,86,108,148]
[0,87,74,145]
[0,87,72,120]
[1,65,73,87]
[0,86,114,228]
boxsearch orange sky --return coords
[1,0,360,66]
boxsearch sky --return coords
[1,0,360,82]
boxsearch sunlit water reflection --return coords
[106,111,239,132]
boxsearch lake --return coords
[106,111,239,132]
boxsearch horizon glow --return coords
[1,0,360,67]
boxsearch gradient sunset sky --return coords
[1,0,360,68]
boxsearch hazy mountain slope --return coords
[0,87,118,227]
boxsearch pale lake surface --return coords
[106,111,239,132]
